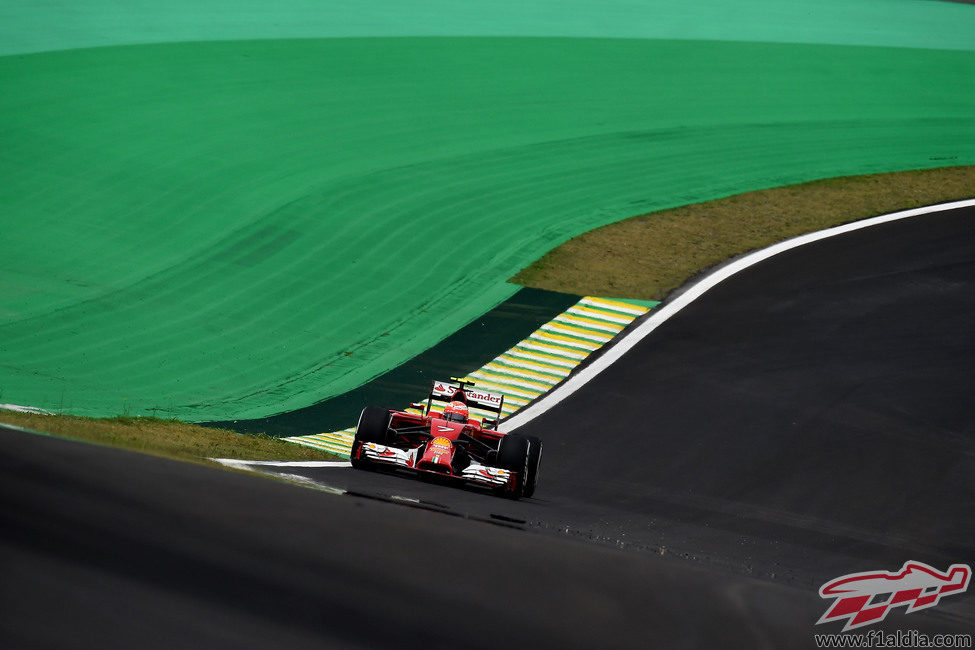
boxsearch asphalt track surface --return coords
[3,205,974,648]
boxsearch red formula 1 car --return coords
[350,379,542,499]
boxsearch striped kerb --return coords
[284,296,655,457]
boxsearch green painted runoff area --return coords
[3,0,975,54]
[2,2,975,421]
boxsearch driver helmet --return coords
[443,401,469,424]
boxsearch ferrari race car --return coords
[350,379,542,499]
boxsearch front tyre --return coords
[351,406,391,469]
[523,436,542,498]
[495,433,531,499]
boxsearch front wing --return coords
[358,442,517,491]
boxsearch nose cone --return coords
[418,435,455,472]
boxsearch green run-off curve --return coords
[2,34,975,420]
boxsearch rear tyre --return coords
[523,436,542,498]
[495,434,531,499]
[351,406,391,469]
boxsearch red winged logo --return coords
[817,561,970,631]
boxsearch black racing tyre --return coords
[451,444,471,473]
[495,433,531,499]
[351,406,391,469]
[523,435,542,498]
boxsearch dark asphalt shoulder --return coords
[1,424,814,649]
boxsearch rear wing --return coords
[424,378,504,430]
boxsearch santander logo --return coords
[467,390,501,404]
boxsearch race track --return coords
[3,204,973,648]
[1,425,817,649]
[278,205,975,594]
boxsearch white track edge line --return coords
[501,198,975,432]
[211,458,352,468]
[0,403,54,415]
